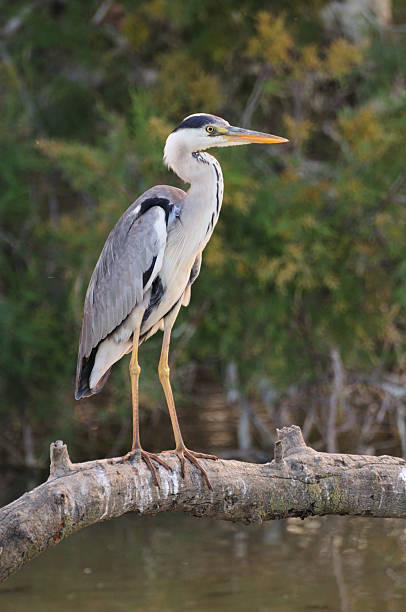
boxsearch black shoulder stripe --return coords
[139,196,173,225]
[142,276,164,324]
[143,255,157,288]
[127,197,175,235]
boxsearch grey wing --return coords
[79,207,167,362]
[83,207,167,357]
[75,186,186,399]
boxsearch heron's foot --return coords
[121,448,171,487]
[164,447,218,490]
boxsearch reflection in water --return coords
[1,512,406,611]
[331,526,349,612]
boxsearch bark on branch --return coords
[2,425,406,582]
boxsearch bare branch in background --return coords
[225,363,274,457]
[327,347,345,453]
[396,403,406,458]
[226,362,252,453]
[21,420,36,469]
[241,70,269,129]
[1,2,39,37]
[90,0,114,26]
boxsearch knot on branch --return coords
[273,425,309,462]
[48,440,74,480]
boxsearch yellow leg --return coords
[158,302,185,452]
[158,300,218,489]
[122,319,171,484]
[129,325,141,450]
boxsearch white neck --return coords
[164,132,215,184]
[163,131,224,249]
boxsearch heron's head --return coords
[166,112,287,153]
[164,113,288,180]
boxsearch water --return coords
[2,511,406,611]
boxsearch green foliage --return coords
[1,0,406,461]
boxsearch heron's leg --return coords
[122,320,171,484]
[129,323,142,450]
[158,301,184,448]
[159,300,218,489]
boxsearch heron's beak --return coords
[224,126,288,144]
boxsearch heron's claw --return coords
[122,448,172,487]
[164,447,218,490]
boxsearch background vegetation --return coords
[1,0,406,466]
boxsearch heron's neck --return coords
[188,151,223,227]
[164,143,223,246]
[164,135,215,180]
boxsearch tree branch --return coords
[2,425,406,582]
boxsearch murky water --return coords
[2,510,406,611]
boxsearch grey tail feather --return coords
[75,346,112,399]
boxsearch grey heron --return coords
[75,113,288,488]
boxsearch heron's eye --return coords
[206,126,215,134]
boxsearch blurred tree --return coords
[1,0,406,464]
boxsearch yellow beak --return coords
[224,125,288,144]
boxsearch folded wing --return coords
[75,193,182,399]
